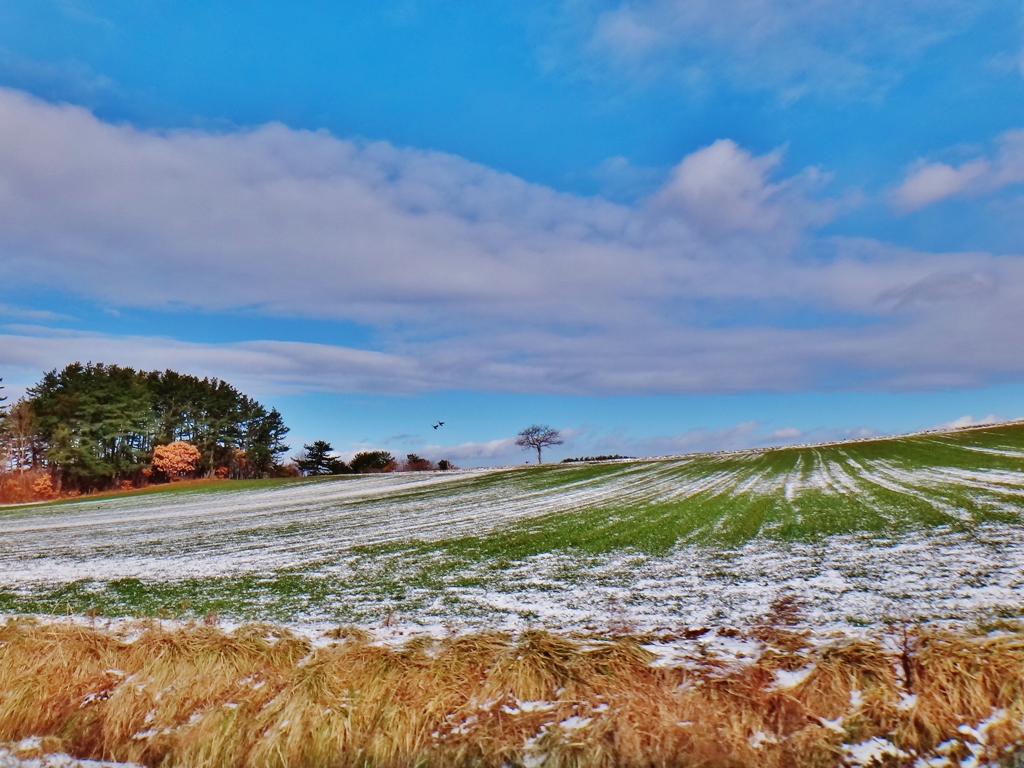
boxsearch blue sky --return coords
[2,0,1024,464]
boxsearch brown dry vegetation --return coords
[0,471,247,507]
[1,619,1024,767]
[0,470,62,505]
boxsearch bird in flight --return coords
[432,421,445,429]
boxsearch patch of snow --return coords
[0,750,141,768]
[749,730,776,748]
[819,716,844,733]
[898,693,918,710]
[772,665,814,689]
[513,700,556,714]
[844,737,910,766]
[558,716,591,731]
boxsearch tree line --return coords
[293,440,454,475]
[0,366,566,502]
[0,363,290,492]
[292,424,565,476]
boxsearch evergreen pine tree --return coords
[295,440,346,475]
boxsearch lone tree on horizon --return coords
[515,424,563,465]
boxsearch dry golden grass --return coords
[1,617,1023,767]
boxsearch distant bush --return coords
[350,450,396,474]
[561,455,633,463]
[402,454,434,472]
[437,459,456,471]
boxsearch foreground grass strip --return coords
[2,619,1024,766]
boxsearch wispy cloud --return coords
[0,327,432,397]
[588,156,664,202]
[0,304,73,322]
[557,0,989,99]
[0,47,115,105]
[892,129,1024,212]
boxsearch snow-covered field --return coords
[2,423,1024,632]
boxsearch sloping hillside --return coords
[2,422,1023,631]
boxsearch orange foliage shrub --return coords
[151,441,202,480]
[31,474,55,499]
[119,480,133,492]
[215,466,230,479]
[0,478,25,504]
[0,471,59,503]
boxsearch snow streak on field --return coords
[2,423,1024,631]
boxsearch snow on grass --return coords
[4,523,1023,634]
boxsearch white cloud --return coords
[933,414,1000,429]
[3,89,1024,395]
[593,421,763,457]
[652,140,783,234]
[892,160,989,212]
[893,129,1024,211]
[421,437,520,462]
[569,0,987,98]
[648,139,830,237]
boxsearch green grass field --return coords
[2,422,1023,631]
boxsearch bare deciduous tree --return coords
[515,424,563,465]
[4,399,38,472]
